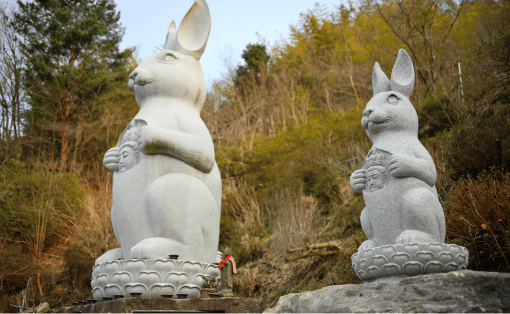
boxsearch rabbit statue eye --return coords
[387,95,399,104]
[163,54,177,62]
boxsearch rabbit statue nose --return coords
[363,108,374,117]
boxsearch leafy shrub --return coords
[444,169,510,272]
[0,158,85,244]
[418,97,456,139]
[444,106,510,180]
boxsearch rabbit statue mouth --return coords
[368,118,390,127]
[135,80,154,86]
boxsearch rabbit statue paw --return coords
[103,147,120,173]
[350,169,366,193]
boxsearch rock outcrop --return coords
[265,270,510,313]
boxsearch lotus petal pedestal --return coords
[91,259,219,300]
[351,243,469,283]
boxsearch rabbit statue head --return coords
[361,49,418,143]
[128,0,211,114]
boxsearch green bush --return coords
[0,158,86,245]
[241,109,365,205]
[444,105,509,180]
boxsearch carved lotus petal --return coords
[390,252,411,266]
[424,261,443,273]
[152,259,177,278]
[104,284,123,298]
[461,246,469,256]
[458,265,467,271]
[124,283,148,298]
[379,245,397,256]
[91,277,97,289]
[415,251,434,265]
[181,261,204,280]
[402,243,422,258]
[104,260,122,276]
[456,254,468,266]
[443,262,458,272]
[351,253,360,265]
[192,274,207,286]
[165,272,190,287]
[124,259,148,274]
[137,271,162,287]
[360,248,376,261]
[367,266,383,278]
[358,259,369,271]
[426,243,445,258]
[371,255,388,268]
[448,245,461,256]
[205,264,220,279]
[111,271,133,287]
[92,264,103,278]
[382,263,402,276]
[149,283,176,298]
[357,270,367,280]
[352,262,358,272]
[92,287,104,301]
[177,284,201,298]
[97,274,109,289]
[402,261,423,275]
[438,252,454,265]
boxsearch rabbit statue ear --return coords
[373,62,391,96]
[174,0,211,60]
[164,20,177,50]
[390,49,415,98]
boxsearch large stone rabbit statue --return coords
[98,0,221,265]
[350,49,468,283]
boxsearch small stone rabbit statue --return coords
[350,49,446,252]
[97,0,221,264]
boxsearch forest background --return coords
[0,0,509,312]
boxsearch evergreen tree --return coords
[13,0,132,171]
[235,43,269,86]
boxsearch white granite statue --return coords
[90,0,221,300]
[350,49,468,283]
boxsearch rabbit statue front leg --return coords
[129,173,220,263]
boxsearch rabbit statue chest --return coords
[361,148,434,246]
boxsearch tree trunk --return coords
[36,252,43,297]
[59,124,68,173]
[59,98,70,172]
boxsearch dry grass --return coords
[266,187,320,257]
[444,168,510,272]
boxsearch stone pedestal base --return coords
[351,242,468,283]
[56,297,262,313]
[265,270,510,313]
[91,259,220,300]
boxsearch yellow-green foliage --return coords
[0,158,86,242]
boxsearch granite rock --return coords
[265,270,510,313]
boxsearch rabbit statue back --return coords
[350,49,446,251]
[98,0,221,264]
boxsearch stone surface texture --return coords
[91,259,220,300]
[55,297,262,313]
[96,0,220,275]
[265,270,510,313]
[352,243,469,283]
[349,49,468,282]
